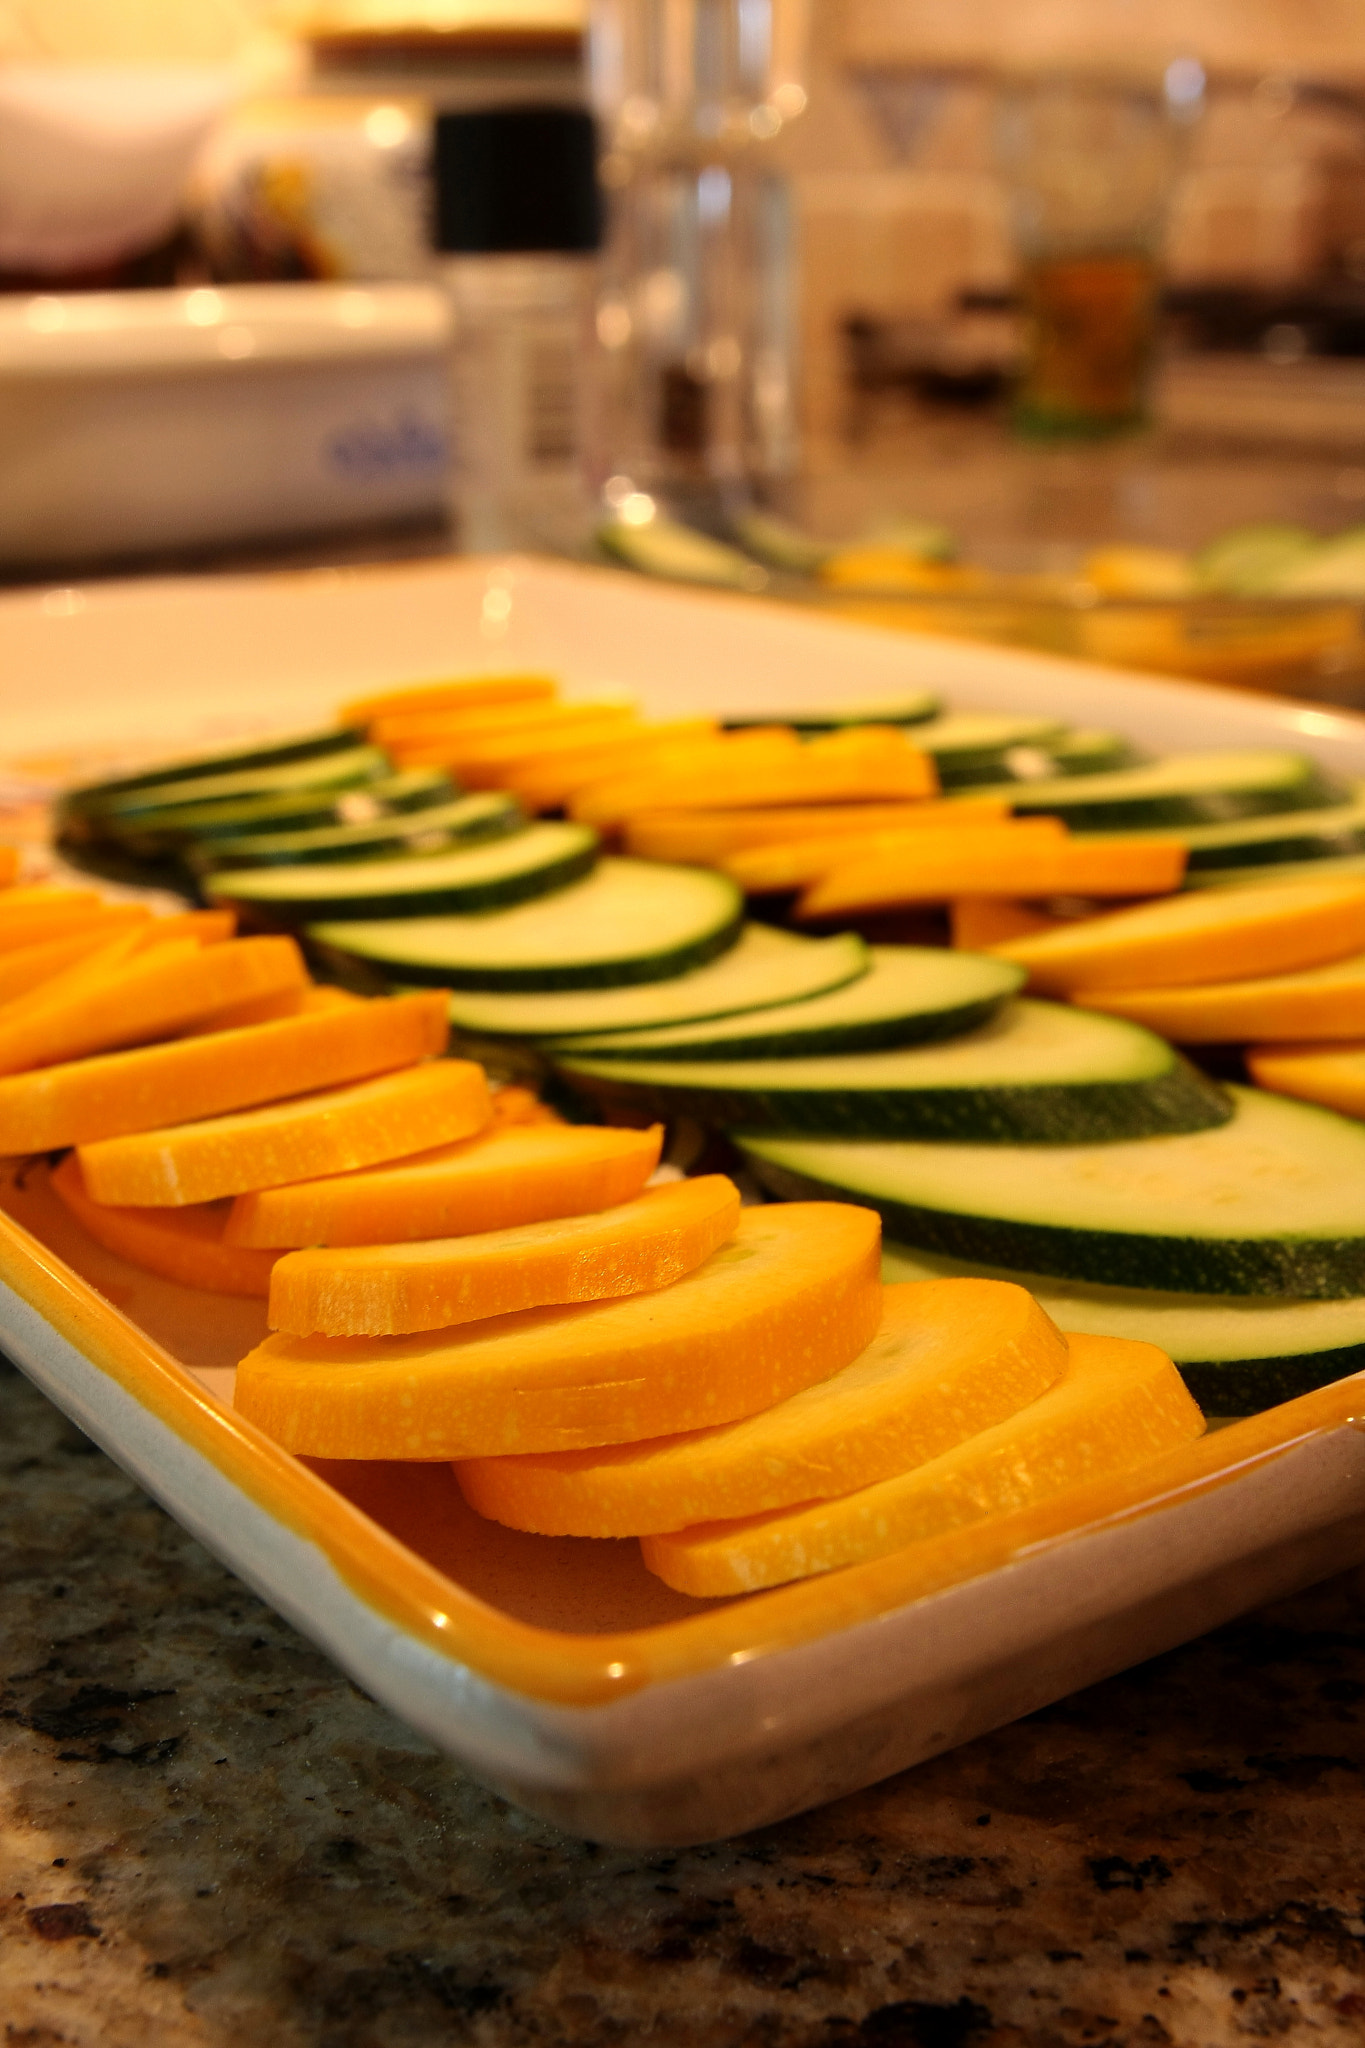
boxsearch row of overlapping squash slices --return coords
[35,669,1365,1597]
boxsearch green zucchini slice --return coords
[598,517,766,590]
[59,725,366,812]
[194,792,522,870]
[446,925,867,1039]
[68,744,391,823]
[939,728,1141,789]
[912,713,1069,763]
[558,999,1231,1143]
[109,769,458,858]
[311,858,744,992]
[880,1240,1365,1415]
[1103,793,1365,875]
[722,693,941,732]
[742,1086,1365,1297]
[1009,749,1346,830]
[554,946,1022,1060]
[209,822,596,923]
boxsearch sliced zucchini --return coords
[598,516,767,591]
[722,692,941,732]
[729,509,837,576]
[446,925,866,1039]
[60,725,366,812]
[1190,851,1365,891]
[880,1241,1365,1415]
[554,946,1023,1060]
[1110,794,1365,875]
[69,744,392,823]
[912,713,1069,762]
[557,998,1230,1143]
[193,792,522,871]
[743,1085,1365,1297]
[116,768,458,855]
[311,858,743,992]
[1273,526,1365,598]
[1009,749,1346,830]
[940,729,1141,789]
[1194,523,1318,596]
[209,821,596,923]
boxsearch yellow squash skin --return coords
[266,1174,741,1337]
[726,819,1065,895]
[0,990,450,1153]
[456,1277,1068,1536]
[798,836,1186,918]
[49,1153,276,1299]
[642,1331,1204,1596]
[624,798,1010,865]
[77,1060,491,1208]
[987,876,1365,996]
[0,933,308,1077]
[227,1120,662,1248]
[233,1202,883,1461]
[1078,953,1365,1042]
[1248,1039,1365,1116]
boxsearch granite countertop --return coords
[2,1358,1364,2046]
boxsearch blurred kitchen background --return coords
[7,0,1365,696]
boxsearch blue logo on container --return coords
[327,410,447,482]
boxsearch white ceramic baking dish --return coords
[2,555,1364,1847]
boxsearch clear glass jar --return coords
[587,0,807,527]
[441,249,599,552]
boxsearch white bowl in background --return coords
[0,65,236,273]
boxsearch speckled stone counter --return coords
[3,1355,1365,2048]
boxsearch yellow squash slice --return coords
[49,1153,276,1299]
[77,1059,490,1207]
[456,1276,1068,1536]
[1248,1040,1365,1117]
[641,1331,1204,1596]
[233,1202,883,1460]
[267,1173,741,1336]
[225,1120,661,1246]
[987,875,1365,996]
[1077,950,1365,1042]
[624,799,1012,865]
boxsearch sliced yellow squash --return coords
[989,876,1365,995]
[456,1277,1067,1535]
[641,1331,1204,1595]
[234,1202,883,1460]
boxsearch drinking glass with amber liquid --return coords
[995,62,1203,438]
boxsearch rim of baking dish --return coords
[6,1203,1363,1708]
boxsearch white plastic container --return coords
[0,282,451,566]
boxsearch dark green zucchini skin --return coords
[1178,1345,1365,1415]
[175,768,456,842]
[559,990,1013,1061]
[936,738,1140,788]
[58,725,368,812]
[1012,766,1348,833]
[49,836,190,895]
[743,1151,1365,1298]
[94,772,457,865]
[722,699,940,732]
[559,1060,1231,1145]
[1187,821,1365,872]
[215,838,598,928]
[191,793,523,872]
[310,906,746,994]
